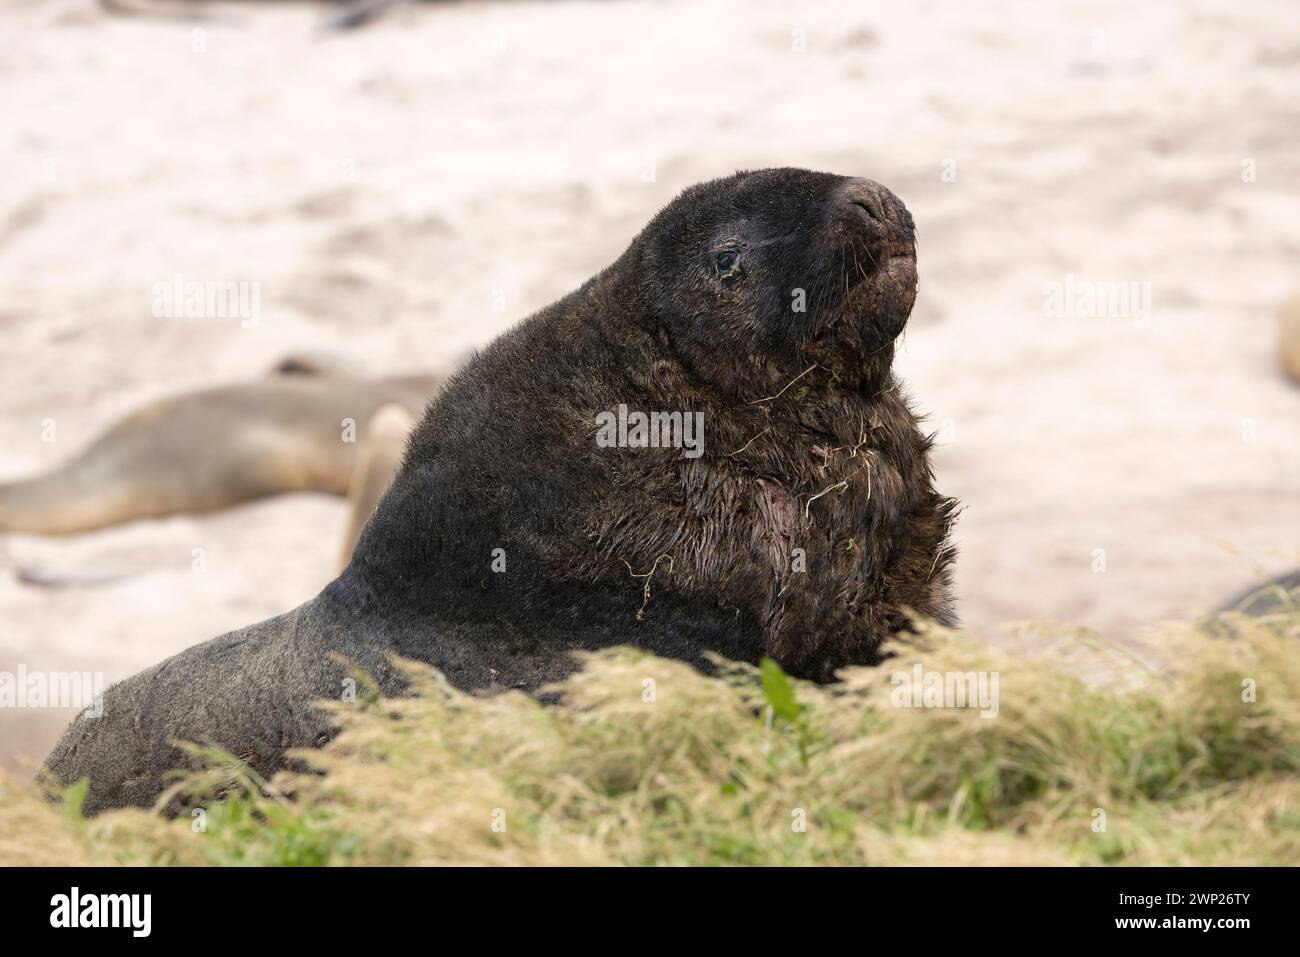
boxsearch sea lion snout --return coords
[839,177,916,260]
[841,177,891,222]
[808,178,917,353]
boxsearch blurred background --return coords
[1,0,1298,769]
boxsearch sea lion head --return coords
[629,167,917,393]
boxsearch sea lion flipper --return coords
[338,404,416,568]
[41,597,397,815]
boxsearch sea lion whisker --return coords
[860,238,879,272]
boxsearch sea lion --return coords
[1216,568,1300,618]
[43,168,957,813]
[0,362,440,538]
[337,403,415,567]
[1280,294,1300,386]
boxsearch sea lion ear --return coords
[267,351,360,379]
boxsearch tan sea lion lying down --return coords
[0,355,441,561]
[1280,294,1300,386]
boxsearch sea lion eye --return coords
[713,248,744,282]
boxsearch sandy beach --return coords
[1,0,1298,769]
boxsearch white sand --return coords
[2,0,1298,768]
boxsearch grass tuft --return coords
[2,609,1298,866]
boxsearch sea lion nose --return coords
[840,178,915,251]
[842,178,890,223]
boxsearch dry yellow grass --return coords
[2,604,1298,866]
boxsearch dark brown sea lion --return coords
[0,361,440,538]
[1216,568,1300,618]
[44,168,957,813]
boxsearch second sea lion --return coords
[1279,293,1300,386]
[0,363,441,537]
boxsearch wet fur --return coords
[44,168,957,812]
